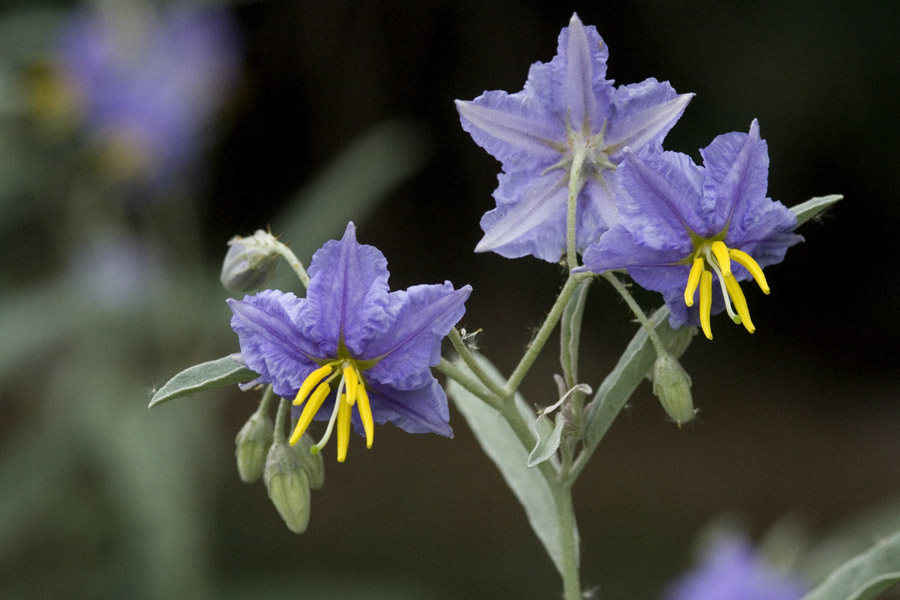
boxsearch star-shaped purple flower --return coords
[664,536,807,600]
[456,13,693,262]
[578,120,802,339]
[228,223,471,462]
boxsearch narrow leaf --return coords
[792,194,843,227]
[801,529,900,600]
[149,356,258,408]
[560,280,591,388]
[584,307,694,450]
[527,413,564,468]
[447,354,572,575]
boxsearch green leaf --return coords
[527,413,564,468]
[446,354,572,575]
[801,529,900,600]
[791,194,843,227]
[584,307,695,450]
[149,357,258,408]
[559,280,591,388]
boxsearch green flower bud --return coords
[293,432,325,490]
[264,439,312,533]
[234,410,274,483]
[220,230,280,293]
[652,352,695,426]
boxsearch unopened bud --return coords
[652,353,695,426]
[264,439,312,533]
[220,230,280,293]
[234,410,274,483]
[293,432,325,490]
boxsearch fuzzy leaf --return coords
[447,354,573,575]
[527,413,565,468]
[791,194,843,227]
[149,356,258,408]
[559,280,591,388]
[801,529,900,600]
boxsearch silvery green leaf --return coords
[149,356,258,408]
[791,194,843,227]
[584,306,695,450]
[527,413,564,468]
[801,529,900,600]
[447,354,574,575]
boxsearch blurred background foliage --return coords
[1,0,898,598]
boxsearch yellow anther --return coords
[356,381,374,449]
[336,394,352,463]
[710,241,732,276]
[684,257,704,307]
[723,274,755,334]
[699,270,713,340]
[289,382,331,446]
[293,364,333,406]
[342,364,358,406]
[729,248,770,294]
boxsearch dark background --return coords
[4,0,900,598]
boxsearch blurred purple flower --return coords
[57,4,241,187]
[664,536,807,600]
[578,120,802,339]
[228,223,471,462]
[456,13,692,262]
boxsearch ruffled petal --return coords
[605,79,693,161]
[476,170,569,261]
[363,376,453,437]
[557,13,604,128]
[455,95,562,172]
[227,290,320,398]
[615,149,707,248]
[300,222,396,356]
[364,283,471,390]
[700,119,769,236]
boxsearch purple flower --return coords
[228,223,471,462]
[578,120,802,339]
[456,13,693,262]
[664,536,807,600]
[57,4,241,187]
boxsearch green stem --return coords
[602,272,667,356]
[566,148,587,271]
[448,328,507,398]
[504,273,589,397]
[273,396,290,443]
[554,482,581,600]
[435,359,502,409]
[272,240,310,289]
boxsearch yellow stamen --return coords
[343,364,358,406]
[289,382,331,445]
[699,270,713,340]
[729,248,770,294]
[336,393,352,463]
[356,381,374,449]
[293,364,333,406]
[723,274,755,334]
[684,257,704,307]
[710,241,732,276]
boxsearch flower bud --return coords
[234,410,274,483]
[264,439,312,533]
[652,352,695,426]
[220,230,280,293]
[293,432,325,490]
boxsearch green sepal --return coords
[583,306,695,451]
[791,194,843,227]
[559,280,591,389]
[447,354,575,576]
[801,529,900,600]
[149,356,259,408]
